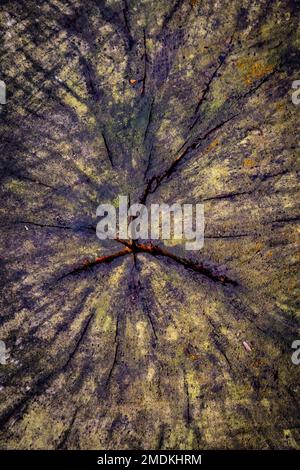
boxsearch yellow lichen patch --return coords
[94,292,112,331]
[282,429,299,449]
[186,369,200,400]
[164,238,184,248]
[261,398,271,411]
[226,379,254,403]
[136,320,149,356]
[200,401,236,447]
[4,179,29,194]
[203,164,229,192]
[58,65,88,101]
[147,365,155,382]
[168,422,196,449]
[74,159,98,182]
[13,407,65,449]
[206,78,228,114]
[166,325,179,341]
[62,92,89,118]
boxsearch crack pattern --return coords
[0,0,298,451]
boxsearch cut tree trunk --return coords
[0,0,299,450]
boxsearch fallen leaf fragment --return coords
[243,340,252,352]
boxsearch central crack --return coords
[59,237,237,286]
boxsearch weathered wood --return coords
[0,0,299,449]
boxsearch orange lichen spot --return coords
[237,59,274,86]
[205,140,220,154]
[190,354,200,361]
[129,79,137,85]
[253,359,262,367]
[243,158,255,168]
[276,102,285,112]
[255,242,263,252]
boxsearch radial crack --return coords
[134,242,238,286]
[63,309,96,371]
[162,0,186,29]
[122,0,134,50]
[189,35,234,130]
[105,341,119,389]
[56,408,78,450]
[183,368,191,425]
[12,220,95,233]
[141,113,239,203]
[102,131,114,168]
[79,55,102,103]
[143,98,154,144]
[5,170,56,190]
[56,247,132,281]
[141,28,149,96]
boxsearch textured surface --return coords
[0,0,299,449]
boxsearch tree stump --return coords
[0,0,299,449]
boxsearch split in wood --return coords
[59,239,237,286]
